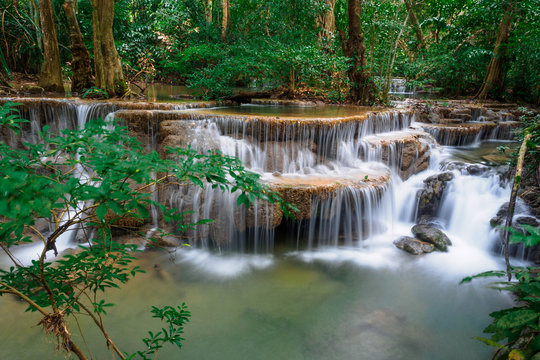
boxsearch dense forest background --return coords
[0,0,538,103]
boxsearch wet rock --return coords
[466,164,489,176]
[146,234,180,249]
[439,118,463,125]
[416,172,454,219]
[234,201,283,231]
[516,216,540,228]
[159,120,220,156]
[21,85,45,94]
[442,161,467,172]
[265,140,317,173]
[490,201,532,227]
[306,307,427,360]
[411,224,452,251]
[417,215,444,228]
[394,236,435,255]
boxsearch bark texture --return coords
[222,0,230,41]
[38,0,64,92]
[504,133,531,280]
[64,0,94,94]
[91,0,127,97]
[476,0,514,100]
[205,0,213,24]
[317,0,336,44]
[404,0,425,49]
[340,0,378,104]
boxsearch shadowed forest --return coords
[0,0,538,103]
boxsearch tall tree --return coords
[317,0,336,45]
[476,0,515,100]
[37,0,64,92]
[404,0,425,49]
[205,0,213,24]
[222,0,230,41]
[339,0,378,104]
[63,0,94,94]
[383,12,409,102]
[91,0,128,97]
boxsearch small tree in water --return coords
[0,102,293,359]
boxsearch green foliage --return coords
[82,86,110,99]
[462,225,540,359]
[126,304,191,360]
[0,101,293,358]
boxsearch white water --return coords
[1,99,531,360]
[1,99,525,278]
[158,108,521,282]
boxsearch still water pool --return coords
[0,247,511,360]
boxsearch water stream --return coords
[0,99,527,359]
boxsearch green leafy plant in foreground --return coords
[462,225,540,360]
[0,101,294,359]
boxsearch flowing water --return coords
[0,99,527,359]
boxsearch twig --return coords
[504,133,531,281]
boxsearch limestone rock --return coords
[416,172,454,219]
[393,236,435,255]
[21,85,45,94]
[411,224,452,252]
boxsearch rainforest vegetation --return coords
[0,0,538,103]
[1,1,540,360]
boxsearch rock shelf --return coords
[418,121,519,145]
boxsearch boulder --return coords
[411,224,452,251]
[146,234,180,249]
[393,236,435,255]
[21,85,45,94]
[416,172,454,219]
[417,215,444,228]
[490,201,531,227]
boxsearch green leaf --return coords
[188,175,203,188]
[236,193,249,207]
[96,203,108,222]
[473,337,507,350]
[496,310,538,330]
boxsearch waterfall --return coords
[2,97,531,270]
[389,78,414,95]
[2,99,120,264]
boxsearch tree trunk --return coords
[383,14,409,102]
[91,0,127,97]
[221,0,230,41]
[503,133,531,281]
[29,0,43,53]
[317,0,335,45]
[64,0,94,94]
[340,0,378,105]
[404,0,425,49]
[205,0,213,24]
[476,0,514,100]
[37,0,64,93]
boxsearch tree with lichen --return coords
[476,0,515,100]
[91,0,128,97]
[63,0,94,94]
[339,0,378,104]
[37,0,64,92]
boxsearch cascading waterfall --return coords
[389,78,414,95]
[2,98,531,271]
[2,100,121,264]
[162,112,412,251]
[421,123,517,146]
